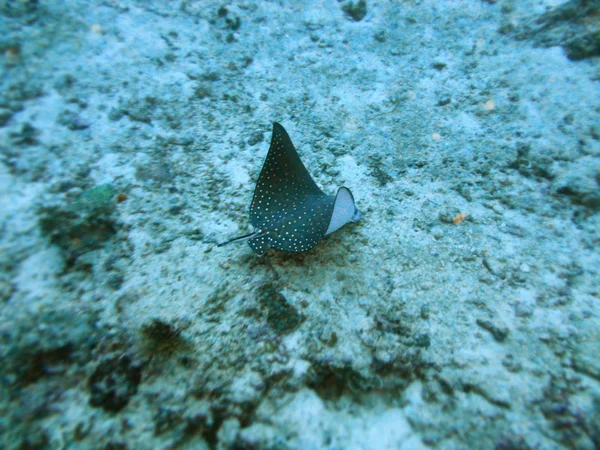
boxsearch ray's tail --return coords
[217,230,270,247]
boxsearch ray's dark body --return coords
[248,123,336,255]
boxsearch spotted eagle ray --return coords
[219,122,361,256]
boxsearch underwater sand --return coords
[1,1,599,449]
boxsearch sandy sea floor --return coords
[1,0,599,449]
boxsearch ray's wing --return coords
[249,123,326,230]
[267,194,335,253]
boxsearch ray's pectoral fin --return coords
[217,229,270,247]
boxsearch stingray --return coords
[219,122,361,256]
